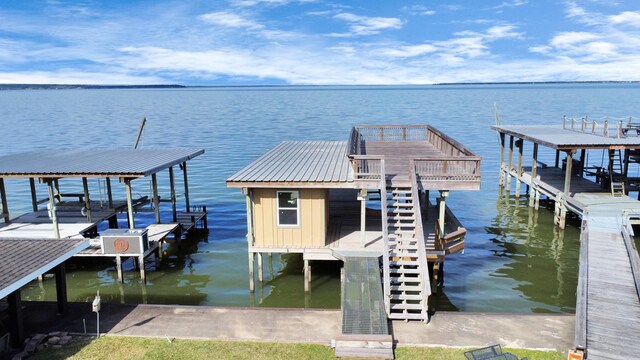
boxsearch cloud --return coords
[494,0,528,9]
[402,5,435,16]
[0,69,164,84]
[329,13,403,37]
[608,11,640,27]
[198,11,263,29]
[231,0,315,7]
[379,44,438,58]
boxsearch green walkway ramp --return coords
[335,255,393,358]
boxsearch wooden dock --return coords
[577,206,640,359]
[493,123,640,358]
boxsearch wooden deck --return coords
[578,207,640,359]
[363,140,444,184]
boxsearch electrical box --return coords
[92,294,101,312]
[101,228,148,255]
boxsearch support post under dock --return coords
[0,178,9,223]
[169,166,177,222]
[515,139,523,197]
[46,179,61,238]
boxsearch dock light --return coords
[92,291,101,338]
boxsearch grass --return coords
[30,336,566,360]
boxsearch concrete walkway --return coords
[20,302,574,352]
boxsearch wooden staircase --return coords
[609,149,626,197]
[381,171,431,321]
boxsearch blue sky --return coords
[1,0,639,85]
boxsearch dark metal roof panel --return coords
[0,238,88,299]
[0,148,204,178]
[492,125,640,149]
[227,141,352,184]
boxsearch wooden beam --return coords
[182,162,190,211]
[29,177,38,212]
[248,252,255,292]
[116,256,124,283]
[169,167,177,222]
[564,152,574,194]
[55,263,68,315]
[82,177,92,222]
[304,259,311,293]
[152,173,160,224]
[530,143,538,208]
[515,139,523,197]
[47,180,60,238]
[0,178,9,223]
[438,191,449,235]
[124,179,135,229]
[257,253,263,283]
[8,289,24,348]
[360,196,366,243]
[506,136,514,192]
[106,177,113,208]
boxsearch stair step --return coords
[389,267,421,274]
[388,215,415,221]
[390,275,422,283]
[390,293,423,301]
[389,251,418,258]
[390,303,424,310]
[390,284,422,291]
[388,208,414,214]
[391,260,421,266]
[387,312,427,320]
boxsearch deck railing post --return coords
[563,115,567,129]
[152,173,160,224]
[182,162,190,211]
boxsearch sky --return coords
[1,0,640,85]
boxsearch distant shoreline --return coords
[0,81,639,90]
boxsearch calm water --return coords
[2,83,639,313]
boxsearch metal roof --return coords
[0,148,204,178]
[227,141,353,187]
[0,238,88,299]
[492,125,640,150]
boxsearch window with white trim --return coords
[277,190,299,226]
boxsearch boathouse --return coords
[0,149,208,283]
[492,118,640,359]
[227,124,481,348]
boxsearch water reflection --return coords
[485,192,579,313]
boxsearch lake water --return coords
[2,83,639,313]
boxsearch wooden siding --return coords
[252,188,327,248]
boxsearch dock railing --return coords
[379,159,391,314]
[353,125,430,142]
[414,157,481,182]
[349,155,384,181]
[410,160,432,318]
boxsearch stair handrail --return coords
[379,157,391,314]
[410,160,432,316]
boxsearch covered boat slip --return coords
[0,148,207,282]
[0,238,89,347]
[492,122,640,358]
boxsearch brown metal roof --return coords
[492,125,640,150]
[0,148,204,178]
[226,141,353,187]
[0,238,88,298]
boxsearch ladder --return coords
[609,150,625,196]
[381,174,431,321]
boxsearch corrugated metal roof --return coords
[0,148,204,178]
[0,238,88,298]
[492,125,640,150]
[227,141,352,185]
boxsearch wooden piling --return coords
[248,252,255,292]
[506,136,514,193]
[257,252,263,283]
[116,256,124,283]
[29,178,38,212]
[499,133,506,187]
[304,259,311,293]
[515,139,523,197]
[0,178,9,223]
[152,173,160,224]
[139,255,146,284]
[169,167,177,222]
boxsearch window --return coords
[277,191,299,226]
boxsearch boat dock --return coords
[0,148,208,283]
[493,121,640,359]
[228,124,481,357]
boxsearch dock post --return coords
[54,263,68,315]
[534,175,541,210]
[46,179,61,238]
[304,259,311,293]
[124,179,135,229]
[152,173,160,224]
[248,252,255,292]
[182,162,190,211]
[515,139,523,197]
[438,191,449,235]
[106,177,113,209]
[0,178,9,223]
[529,143,538,208]
[139,255,146,284]
[257,252,263,282]
[202,205,208,229]
[506,136,514,193]
[499,133,506,187]
[29,178,38,212]
[82,177,92,222]
[169,167,177,222]
[268,253,274,280]
[7,289,24,348]
[116,256,124,283]
[360,192,367,243]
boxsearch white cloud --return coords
[494,0,528,9]
[609,11,640,27]
[231,0,315,7]
[549,31,600,47]
[0,70,164,85]
[329,13,403,37]
[379,44,438,58]
[199,11,263,29]
[402,5,435,16]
